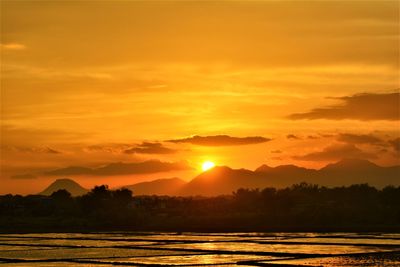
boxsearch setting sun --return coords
[202,161,215,172]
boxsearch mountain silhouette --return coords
[179,159,399,196]
[318,158,400,187]
[182,166,266,196]
[39,159,400,197]
[123,177,186,195]
[254,164,317,188]
[321,158,380,171]
[40,178,88,196]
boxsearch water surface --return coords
[0,232,399,266]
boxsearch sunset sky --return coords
[1,0,399,194]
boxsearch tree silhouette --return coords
[0,183,399,232]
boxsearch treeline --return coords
[1,183,399,232]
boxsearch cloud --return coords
[44,160,192,176]
[84,144,131,154]
[287,134,300,140]
[0,43,26,50]
[270,150,282,154]
[124,142,176,154]
[289,92,400,121]
[337,133,384,145]
[11,174,37,179]
[44,166,93,176]
[1,145,62,154]
[167,135,271,146]
[1,125,92,147]
[319,134,335,138]
[293,143,377,161]
[389,138,400,152]
[2,1,398,68]
[84,142,177,154]
[42,147,62,154]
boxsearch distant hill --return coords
[123,177,186,195]
[40,178,88,196]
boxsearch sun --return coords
[202,161,215,171]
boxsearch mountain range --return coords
[39,159,400,196]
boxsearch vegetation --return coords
[1,183,399,233]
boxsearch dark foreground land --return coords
[0,183,399,233]
[0,232,399,266]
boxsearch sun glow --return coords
[202,161,215,171]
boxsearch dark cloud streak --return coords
[124,142,176,154]
[44,160,192,176]
[1,146,62,154]
[167,135,271,146]
[11,174,37,179]
[289,92,400,121]
[337,133,384,145]
[287,134,301,140]
[389,138,400,152]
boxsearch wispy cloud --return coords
[84,144,131,154]
[1,43,26,50]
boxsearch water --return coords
[0,232,399,266]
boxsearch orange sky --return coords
[1,0,399,194]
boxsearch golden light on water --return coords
[202,161,215,172]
